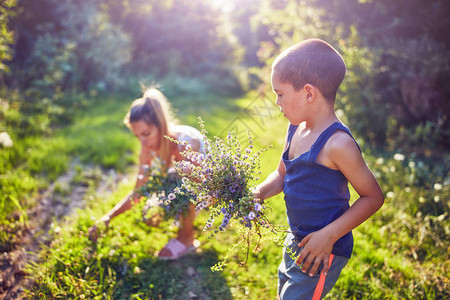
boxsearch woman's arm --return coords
[106,148,153,218]
[88,148,153,241]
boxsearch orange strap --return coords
[312,254,334,300]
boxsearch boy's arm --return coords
[296,133,384,276]
[254,158,286,201]
[253,127,289,201]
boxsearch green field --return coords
[3,91,445,299]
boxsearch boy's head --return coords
[272,38,345,102]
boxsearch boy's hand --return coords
[252,187,263,203]
[295,229,334,277]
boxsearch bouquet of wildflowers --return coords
[167,117,276,268]
[138,159,193,225]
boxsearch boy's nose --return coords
[275,97,281,106]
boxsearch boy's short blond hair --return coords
[272,38,346,101]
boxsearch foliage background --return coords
[0,0,449,299]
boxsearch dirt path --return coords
[0,161,128,299]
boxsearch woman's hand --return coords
[88,225,99,243]
[88,215,110,243]
[143,212,162,227]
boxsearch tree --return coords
[252,0,450,153]
[100,0,242,77]
[7,0,132,93]
[0,0,17,74]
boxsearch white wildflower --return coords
[434,183,442,190]
[437,213,447,222]
[393,153,405,161]
[0,132,13,147]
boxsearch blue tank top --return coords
[282,122,360,258]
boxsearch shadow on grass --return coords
[113,249,232,300]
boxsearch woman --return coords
[88,88,203,260]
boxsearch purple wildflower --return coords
[221,217,230,228]
[168,193,176,200]
[248,211,256,220]
[254,203,262,212]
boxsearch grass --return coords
[3,89,449,299]
[61,97,138,170]
[0,133,71,245]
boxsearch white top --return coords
[172,125,205,153]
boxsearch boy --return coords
[254,39,384,299]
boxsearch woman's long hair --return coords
[124,88,177,166]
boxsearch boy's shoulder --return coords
[327,128,356,148]
[324,128,359,154]
[320,128,361,168]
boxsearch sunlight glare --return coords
[210,0,236,13]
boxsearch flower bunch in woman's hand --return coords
[139,160,192,224]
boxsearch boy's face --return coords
[271,70,306,125]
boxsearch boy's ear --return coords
[304,84,316,102]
